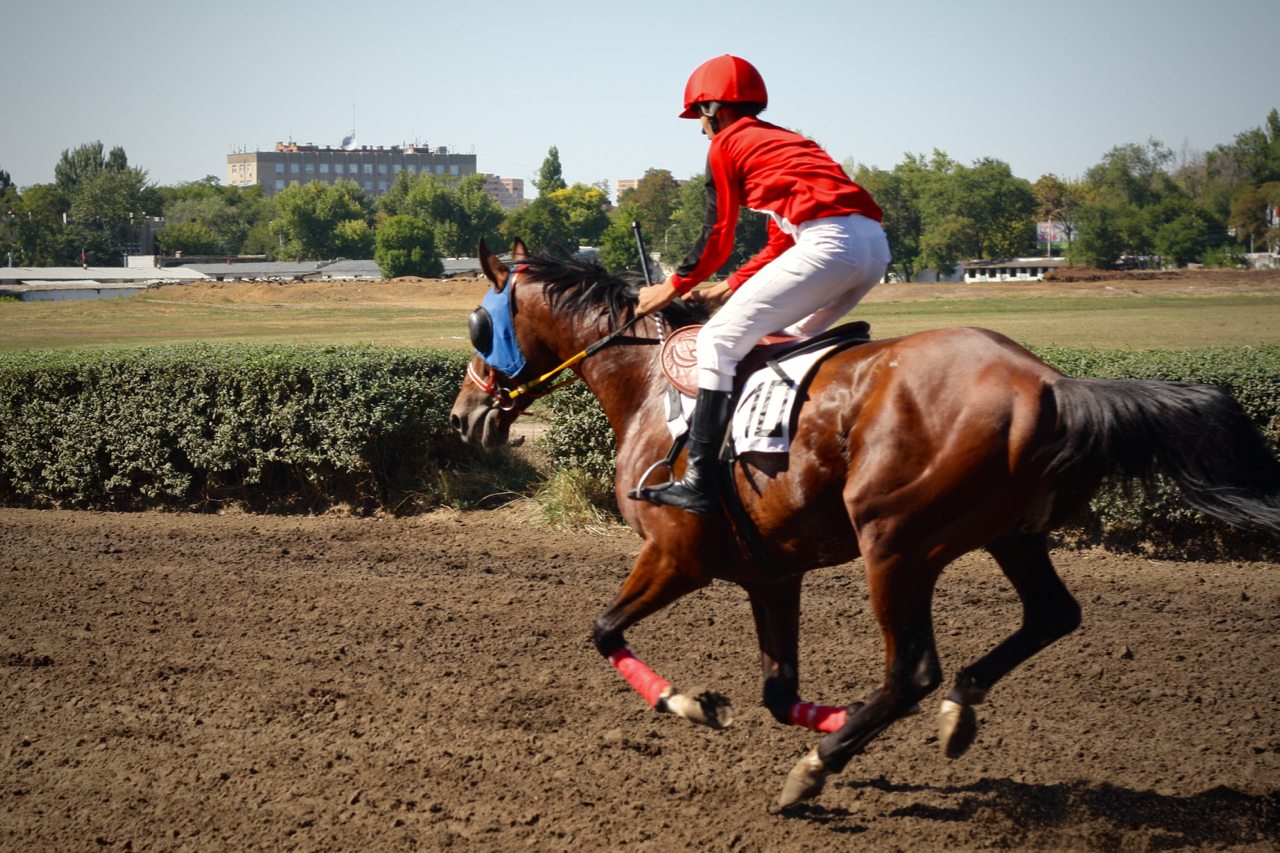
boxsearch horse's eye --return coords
[469,307,494,354]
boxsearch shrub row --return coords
[0,344,471,510]
[3,341,1277,556]
[540,345,1280,557]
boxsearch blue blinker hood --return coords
[469,270,527,377]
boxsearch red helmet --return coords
[680,55,768,119]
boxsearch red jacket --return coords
[668,117,882,295]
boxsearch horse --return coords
[450,238,1280,807]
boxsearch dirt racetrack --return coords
[2,506,1278,852]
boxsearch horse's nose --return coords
[451,412,464,435]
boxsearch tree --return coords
[534,146,566,196]
[1144,197,1217,266]
[68,165,151,264]
[270,179,373,259]
[449,173,506,257]
[155,219,221,256]
[620,168,681,242]
[500,195,574,253]
[598,204,643,273]
[331,219,375,258]
[7,184,73,265]
[1228,182,1280,252]
[1032,173,1090,251]
[545,183,610,247]
[1067,201,1147,268]
[375,215,442,279]
[379,171,503,257]
[1085,139,1177,209]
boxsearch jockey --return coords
[633,54,891,516]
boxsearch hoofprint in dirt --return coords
[1,507,1276,852]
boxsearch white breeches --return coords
[696,213,891,392]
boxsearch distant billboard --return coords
[1037,222,1075,244]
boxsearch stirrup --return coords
[626,457,678,500]
[630,479,717,516]
[626,433,688,501]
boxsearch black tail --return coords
[1050,378,1280,536]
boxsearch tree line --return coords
[3,111,1277,280]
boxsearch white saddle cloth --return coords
[665,345,838,454]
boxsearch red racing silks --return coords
[788,701,846,733]
[607,647,671,708]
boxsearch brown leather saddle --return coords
[660,320,872,397]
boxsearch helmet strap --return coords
[698,101,722,134]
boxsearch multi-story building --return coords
[227,141,477,198]
[482,175,524,210]
[614,179,639,201]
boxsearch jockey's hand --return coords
[636,282,680,316]
[684,281,732,308]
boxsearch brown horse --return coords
[450,239,1280,807]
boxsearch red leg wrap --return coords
[788,701,847,732]
[607,647,671,708]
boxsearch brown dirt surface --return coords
[1044,266,1280,285]
[144,278,494,310]
[142,268,1280,311]
[2,506,1278,851]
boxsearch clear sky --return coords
[4,0,1277,199]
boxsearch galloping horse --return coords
[451,238,1280,807]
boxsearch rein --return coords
[472,269,660,410]
[475,224,666,411]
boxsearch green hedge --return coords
[540,346,1280,557]
[0,344,471,510]
[1031,346,1280,556]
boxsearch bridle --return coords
[467,264,661,412]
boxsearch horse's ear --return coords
[511,238,529,262]
[479,238,509,290]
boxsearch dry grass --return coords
[2,275,1279,352]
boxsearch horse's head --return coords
[450,238,551,449]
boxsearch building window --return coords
[335,164,344,175]
[393,165,401,174]
[275,179,284,190]
[378,164,387,175]
[305,163,315,173]
[363,164,373,175]
[378,180,387,192]
[364,181,372,191]
[407,165,417,174]
[435,165,445,175]
[320,163,329,174]
[275,163,284,174]
[290,162,300,174]
[450,165,459,176]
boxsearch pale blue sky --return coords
[4,0,1277,198]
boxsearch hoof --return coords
[938,698,977,759]
[663,687,735,729]
[778,748,828,807]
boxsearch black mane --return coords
[521,250,709,330]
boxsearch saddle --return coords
[660,320,872,397]
[641,321,873,579]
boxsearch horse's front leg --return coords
[592,541,734,729]
[746,579,851,733]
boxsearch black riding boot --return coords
[634,388,733,516]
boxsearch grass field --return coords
[3,282,1279,352]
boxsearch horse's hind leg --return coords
[779,551,945,806]
[938,532,1081,759]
